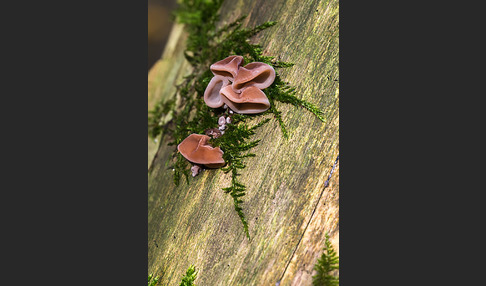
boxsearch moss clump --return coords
[148,273,160,286]
[148,0,326,239]
[312,234,339,286]
[179,265,198,286]
[211,117,271,239]
[148,265,197,286]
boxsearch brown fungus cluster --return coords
[178,56,275,173]
[204,55,275,114]
[177,134,225,169]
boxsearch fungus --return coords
[204,75,229,108]
[220,85,271,114]
[218,116,226,126]
[203,56,275,114]
[177,134,225,168]
[191,165,202,177]
[210,55,244,79]
[205,127,222,138]
[232,62,275,93]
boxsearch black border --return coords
[341,1,483,284]
[6,0,149,283]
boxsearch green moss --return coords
[148,0,326,239]
[179,265,197,286]
[312,234,339,286]
[148,265,197,286]
[211,117,271,239]
[148,273,160,286]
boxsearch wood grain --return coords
[148,0,339,285]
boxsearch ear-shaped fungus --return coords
[204,75,229,108]
[210,55,244,79]
[220,85,271,114]
[232,62,275,93]
[177,134,225,168]
[203,56,275,114]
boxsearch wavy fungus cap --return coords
[177,134,225,168]
[210,55,244,79]
[204,56,275,114]
[220,85,270,114]
[232,62,275,93]
[204,75,229,108]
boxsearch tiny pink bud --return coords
[191,165,202,177]
[218,116,226,126]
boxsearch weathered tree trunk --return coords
[148,0,339,285]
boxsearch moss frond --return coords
[312,234,339,286]
[148,265,197,286]
[148,273,160,286]
[211,118,271,239]
[179,265,198,286]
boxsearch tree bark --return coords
[148,0,339,285]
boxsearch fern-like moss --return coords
[147,265,197,286]
[312,234,339,286]
[148,273,160,286]
[179,265,197,286]
[211,117,271,239]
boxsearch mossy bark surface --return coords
[148,0,339,285]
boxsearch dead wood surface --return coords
[148,0,339,285]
